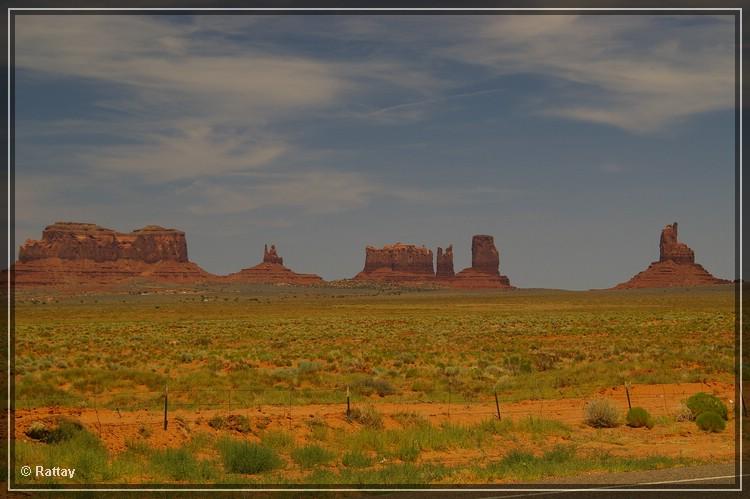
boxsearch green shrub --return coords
[217,438,281,474]
[686,392,728,420]
[696,411,726,432]
[626,407,654,429]
[291,444,335,468]
[584,399,620,428]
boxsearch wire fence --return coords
[13,382,743,435]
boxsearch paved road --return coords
[364,463,742,498]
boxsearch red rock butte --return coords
[224,244,323,285]
[11,222,210,287]
[615,222,730,289]
[447,235,513,289]
[354,243,434,282]
[354,236,513,288]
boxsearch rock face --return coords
[615,222,730,289]
[659,222,695,264]
[19,222,189,263]
[354,243,434,282]
[451,235,512,288]
[225,244,323,285]
[12,222,210,287]
[470,235,500,275]
[435,245,455,278]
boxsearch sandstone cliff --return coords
[354,243,435,282]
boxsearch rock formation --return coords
[354,243,434,282]
[435,245,455,278]
[225,244,323,285]
[615,222,730,289]
[451,235,513,288]
[659,222,695,264]
[263,244,283,265]
[12,222,210,287]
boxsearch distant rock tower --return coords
[615,222,729,289]
[263,244,284,265]
[436,245,455,278]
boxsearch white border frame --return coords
[5,6,744,494]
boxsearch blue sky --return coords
[13,14,736,289]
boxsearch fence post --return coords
[288,385,293,431]
[742,394,748,418]
[624,382,632,410]
[346,386,351,420]
[494,389,501,421]
[94,383,102,437]
[163,384,168,431]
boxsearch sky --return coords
[13,14,736,289]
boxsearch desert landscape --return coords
[8,11,738,492]
[8,219,739,485]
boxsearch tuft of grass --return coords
[341,450,373,468]
[260,430,295,450]
[695,411,726,432]
[349,405,383,429]
[217,438,281,474]
[584,399,620,428]
[396,440,421,462]
[292,444,335,468]
[150,447,216,481]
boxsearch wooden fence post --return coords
[346,386,351,419]
[163,384,168,431]
[624,382,632,410]
[742,394,748,418]
[494,390,501,421]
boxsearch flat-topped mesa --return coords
[19,222,188,264]
[659,222,695,264]
[615,222,730,289]
[471,235,500,275]
[225,244,322,285]
[263,244,284,265]
[12,221,210,287]
[355,243,434,282]
[435,245,455,278]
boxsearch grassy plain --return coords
[12,284,738,484]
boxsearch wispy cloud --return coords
[438,15,734,132]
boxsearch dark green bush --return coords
[696,411,726,432]
[686,392,728,420]
[25,418,84,443]
[217,438,281,474]
[626,407,654,429]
